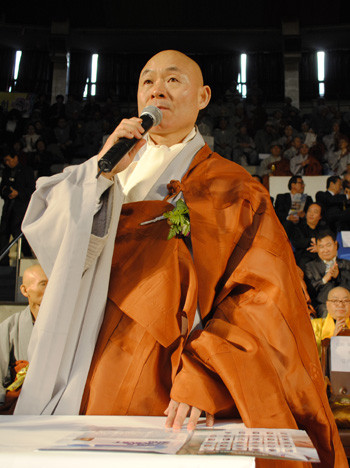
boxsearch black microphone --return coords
[97,105,162,177]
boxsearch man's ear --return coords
[198,85,211,110]
[20,284,28,298]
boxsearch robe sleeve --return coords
[22,157,114,277]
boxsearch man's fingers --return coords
[172,402,191,431]
[164,399,179,428]
[187,406,202,431]
[205,412,215,427]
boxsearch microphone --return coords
[97,105,162,177]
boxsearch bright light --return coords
[14,50,22,80]
[241,54,247,83]
[91,54,98,83]
[319,82,325,97]
[83,79,89,98]
[317,51,325,82]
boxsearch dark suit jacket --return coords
[274,192,313,227]
[304,256,350,317]
[315,190,350,231]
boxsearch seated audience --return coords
[258,143,291,190]
[0,264,48,413]
[28,139,54,178]
[327,136,350,176]
[290,143,322,176]
[254,120,278,154]
[287,202,324,270]
[274,124,295,152]
[304,229,350,317]
[311,286,350,357]
[213,116,235,161]
[282,135,302,160]
[316,175,350,232]
[274,175,313,228]
[232,124,258,165]
[21,123,40,156]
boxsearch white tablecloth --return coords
[0,415,255,468]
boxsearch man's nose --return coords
[151,81,166,98]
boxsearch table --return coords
[0,415,255,468]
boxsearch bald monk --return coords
[17,50,346,467]
[312,286,350,357]
[0,264,47,409]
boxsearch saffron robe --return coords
[17,143,345,467]
[82,147,345,467]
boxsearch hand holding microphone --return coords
[97,106,162,178]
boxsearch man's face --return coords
[3,155,18,169]
[300,143,309,156]
[317,235,338,261]
[137,50,211,141]
[292,178,305,194]
[20,267,48,313]
[331,178,342,194]
[327,288,350,321]
[306,204,321,226]
[271,145,281,157]
[293,137,302,149]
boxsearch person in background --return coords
[274,175,313,228]
[0,149,35,265]
[311,286,350,357]
[287,202,325,270]
[316,175,350,232]
[0,264,48,413]
[304,229,350,317]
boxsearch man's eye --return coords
[169,77,179,82]
[143,79,152,85]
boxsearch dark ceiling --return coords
[1,1,349,54]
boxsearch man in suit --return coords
[274,175,313,228]
[287,202,325,270]
[304,228,350,317]
[315,175,350,232]
[0,150,36,264]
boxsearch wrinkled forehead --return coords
[328,288,350,300]
[139,51,203,84]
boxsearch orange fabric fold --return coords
[82,145,346,467]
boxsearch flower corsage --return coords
[163,199,190,240]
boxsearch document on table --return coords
[40,427,190,454]
[40,425,319,462]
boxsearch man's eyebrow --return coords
[140,66,182,77]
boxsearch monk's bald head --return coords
[21,264,48,319]
[137,49,211,146]
[22,264,46,288]
[140,50,204,87]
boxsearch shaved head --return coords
[137,49,211,146]
[140,50,205,87]
[20,264,48,319]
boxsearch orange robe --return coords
[81,145,346,467]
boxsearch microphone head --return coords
[140,106,163,126]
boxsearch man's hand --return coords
[97,117,147,178]
[164,399,214,432]
[323,263,339,283]
[334,318,347,336]
[8,187,18,199]
[329,262,339,279]
[307,237,317,253]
